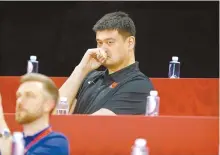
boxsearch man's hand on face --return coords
[78,48,108,73]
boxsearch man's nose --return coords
[16,97,23,106]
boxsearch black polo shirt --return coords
[73,62,154,115]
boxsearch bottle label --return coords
[147,97,157,114]
[27,61,33,73]
[168,62,180,78]
[56,100,69,115]
[146,96,159,116]
[57,109,68,115]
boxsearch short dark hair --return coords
[92,11,136,39]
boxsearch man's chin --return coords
[16,116,26,124]
[15,114,34,124]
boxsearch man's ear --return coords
[127,36,135,50]
[44,100,55,113]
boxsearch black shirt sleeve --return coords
[103,79,154,115]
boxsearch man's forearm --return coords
[54,66,89,114]
[0,118,11,155]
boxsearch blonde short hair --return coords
[20,73,59,105]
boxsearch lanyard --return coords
[24,127,52,153]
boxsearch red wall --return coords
[0,77,218,116]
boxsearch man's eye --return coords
[26,92,35,98]
[108,41,114,44]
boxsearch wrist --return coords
[0,128,11,138]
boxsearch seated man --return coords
[58,11,154,115]
[0,73,69,155]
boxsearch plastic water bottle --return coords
[168,56,180,78]
[56,97,69,115]
[27,55,39,73]
[146,90,160,116]
[131,138,149,155]
[11,132,24,155]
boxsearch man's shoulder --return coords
[129,70,153,84]
[49,131,68,137]
[28,132,69,155]
[119,71,154,92]
[132,70,151,81]
[39,131,69,147]
[45,131,68,141]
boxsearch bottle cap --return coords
[172,56,178,61]
[30,55,37,61]
[134,138,147,147]
[150,90,158,96]
[60,97,68,102]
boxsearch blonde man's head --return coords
[16,73,59,124]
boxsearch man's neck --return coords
[108,56,135,74]
[23,115,49,137]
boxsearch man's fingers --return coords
[87,48,107,63]
[97,49,107,62]
[99,48,107,59]
[96,49,102,59]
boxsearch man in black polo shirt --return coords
[58,11,154,115]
